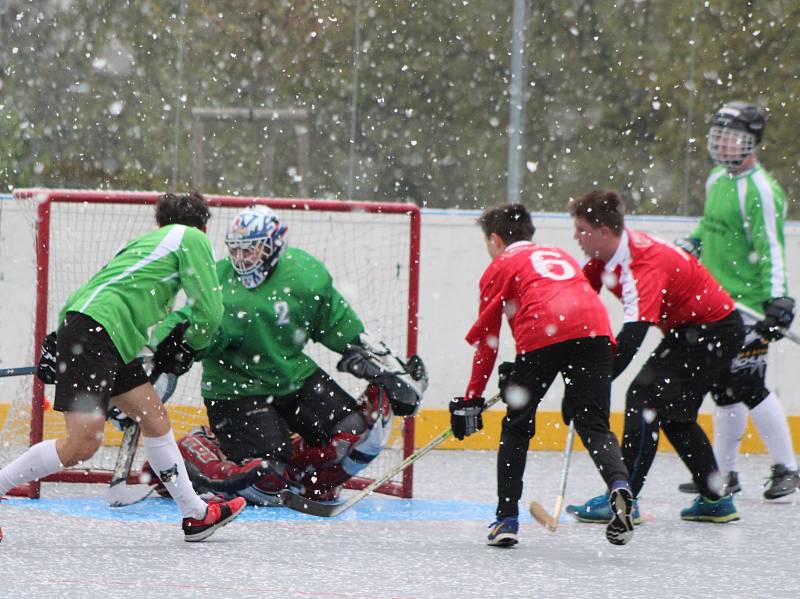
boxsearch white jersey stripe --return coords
[78,225,186,313]
[705,169,726,195]
[751,170,786,297]
[736,177,751,244]
[605,232,640,323]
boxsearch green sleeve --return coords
[307,269,364,353]
[167,227,223,350]
[746,187,789,298]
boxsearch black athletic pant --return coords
[496,336,629,519]
[623,311,745,499]
[204,368,361,464]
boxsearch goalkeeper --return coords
[152,205,427,505]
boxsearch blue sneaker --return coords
[487,517,519,547]
[566,492,643,525]
[680,494,740,523]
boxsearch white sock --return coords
[0,439,63,496]
[142,430,207,519]
[750,393,798,471]
[713,403,748,475]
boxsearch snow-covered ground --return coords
[2,449,797,599]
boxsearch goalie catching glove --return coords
[336,332,428,416]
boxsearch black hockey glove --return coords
[754,297,796,342]
[153,321,196,376]
[36,331,58,384]
[449,397,485,441]
[673,237,701,258]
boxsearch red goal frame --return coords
[8,189,421,499]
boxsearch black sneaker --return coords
[724,471,742,495]
[183,496,246,542]
[763,465,800,500]
[606,487,634,546]
[678,472,741,496]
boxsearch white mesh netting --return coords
[0,191,418,496]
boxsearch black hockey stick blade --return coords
[279,394,503,518]
[0,365,37,378]
[278,489,349,518]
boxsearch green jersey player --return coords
[676,102,799,499]
[155,205,427,505]
[0,192,245,544]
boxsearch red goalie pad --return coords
[142,427,282,496]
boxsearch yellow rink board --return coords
[2,403,799,454]
[415,409,800,454]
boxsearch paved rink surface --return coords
[2,449,798,598]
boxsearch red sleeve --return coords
[463,265,504,399]
[582,258,605,294]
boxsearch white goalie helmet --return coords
[225,205,288,289]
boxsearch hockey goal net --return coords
[0,189,420,499]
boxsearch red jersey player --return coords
[450,203,634,548]
[565,189,745,524]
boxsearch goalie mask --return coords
[225,206,288,289]
[707,102,765,170]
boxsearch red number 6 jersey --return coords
[464,241,613,399]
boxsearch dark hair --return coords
[567,190,624,235]
[477,203,535,244]
[155,191,210,229]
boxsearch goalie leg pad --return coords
[177,428,268,492]
[289,386,394,499]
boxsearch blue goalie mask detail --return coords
[225,206,288,289]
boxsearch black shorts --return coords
[711,323,771,408]
[629,311,745,421]
[53,312,149,414]
[204,368,360,464]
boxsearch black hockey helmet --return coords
[710,101,766,144]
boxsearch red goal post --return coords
[1,189,420,499]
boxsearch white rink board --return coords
[420,209,800,414]
[1,201,799,415]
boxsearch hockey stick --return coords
[734,302,800,345]
[106,371,178,507]
[279,393,503,517]
[529,419,575,532]
[0,365,37,377]
[0,356,150,379]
